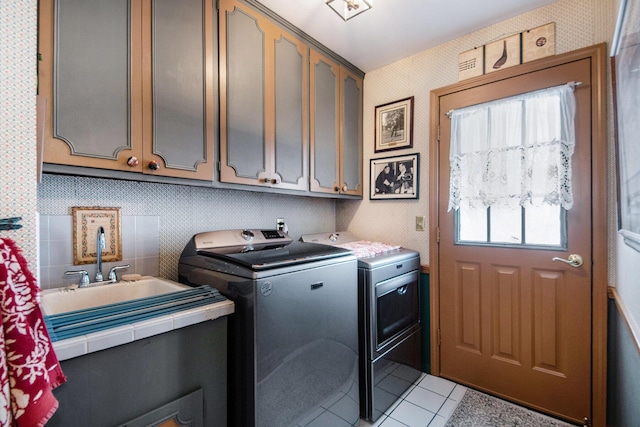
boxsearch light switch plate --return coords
[415,216,426,231]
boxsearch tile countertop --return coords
[50,298,235,361]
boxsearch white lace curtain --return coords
[447,84,576,211]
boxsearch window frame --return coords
[453,206,568,251]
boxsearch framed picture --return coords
[370,153,419,200]
[72,206,122,265]
[458,46,484,81]
[611,0,640,252]
[485,34,521,73]
[374,97,414,152]
[522,22,555,63]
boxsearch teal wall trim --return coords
[607,298,640,426]
[420,272,430,373]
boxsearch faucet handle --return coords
[108,264,130,281]
[65,270,90,287]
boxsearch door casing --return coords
[429,43,608,426]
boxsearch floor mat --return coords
[445,388,575,427]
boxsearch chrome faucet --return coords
[64,226,131,287]
[96,226,105,281]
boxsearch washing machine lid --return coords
[197,241,351,270]
[182,229,352,271]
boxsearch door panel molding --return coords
[429,43,608,426]
[532,270,562,370]
[455,262,482,354]
[490,265,521,364]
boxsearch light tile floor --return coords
[361,374,466,427]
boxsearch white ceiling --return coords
[255,0,559,72]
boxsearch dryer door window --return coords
[374,270,419,349]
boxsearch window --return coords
[448,84,576,249]
[456,203,566,249]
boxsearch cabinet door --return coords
[39,0,143,172]
[219,0,267,186]
[219,0,307,190]
[142,0,215,180]
[272,30,308,191]
[339,68,363,196]
[310,50,363,197]
[309,50,341,194]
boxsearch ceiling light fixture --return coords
[326,0,373,21]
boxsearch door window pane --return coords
[458,206,488,242]
[455,204,565,249]
[525,203,562,246]
[490,206,522,244]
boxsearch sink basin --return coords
[40,276,190,316]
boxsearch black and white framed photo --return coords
[374,97,414,153]
[370,153,419,200]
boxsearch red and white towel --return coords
[0,238,66,427]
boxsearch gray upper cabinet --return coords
[310,50,363,196]
[39,0,215,180]
[39,0,361,196]
[340,69,363,196]
[219,0,308,191]
[145,0,215,180]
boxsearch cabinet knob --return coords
[127,156,139,167]
[334,186,340,192]
[262,176,280,185]
[342,185,348,192]
[148,160,160,171]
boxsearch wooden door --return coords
[431,45,607,425]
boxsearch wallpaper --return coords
[4,0,618,285]
[337,0,617,276]
[0,0,38,267]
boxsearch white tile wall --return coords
[38,214,160,289]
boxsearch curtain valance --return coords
[447,84,576,211]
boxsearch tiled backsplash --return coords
[38,174,337,283]
[39,214,160,289]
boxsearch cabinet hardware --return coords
[127,156,139,167]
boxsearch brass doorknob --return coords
[552,254,583,267]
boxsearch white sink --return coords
[40,276,190,316]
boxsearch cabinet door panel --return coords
[340,71,362,195]
[44,0,140,170]
[310,52,339,193]
[41,0,215,179]
[151,0,206,172]
[274,35,307,189]
[222,6,266,181]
